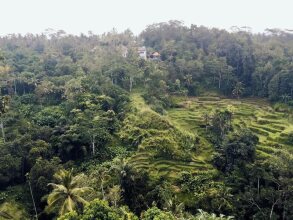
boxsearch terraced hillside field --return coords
[125,94,216,180]
[124,94,292,181]
[167,96,293,159]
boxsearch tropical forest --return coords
[0,21,292,219]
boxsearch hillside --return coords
[125,93,215,180]
[167,96,293,159]
[121,93,293,212]
[0,22,292,219]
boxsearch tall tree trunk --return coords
[270,199,278,219]
[257,177,260,198]
[0,117,5,143]
[218,73,222,89]
[282,197,287,220]
[101,180,105,200]
[28,177,38,220]
[129,76,133,92]
[92,137,95,155]
[111,73,114,84]
[14,79,17,95]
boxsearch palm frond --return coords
[48,183,68,192]
[71,186,93,195]
[0,211,13,219]
[47,169,90,216]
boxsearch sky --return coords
[0,0,292,36]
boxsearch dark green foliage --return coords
[29,157,62,209]
[0,154,21,187]
[227,152,293,219]
[213,129,258,172]
[209,109,233,142]
[179,171,233,214]
[141,21,293,101]
[120,167,150,215]
[268,70,293,101]
[286,132,293,145]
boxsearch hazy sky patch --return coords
[0,0,292,35]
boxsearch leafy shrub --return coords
[213,129,258,172]
[81,199,121,220]
[141,206,175,220]
[0,192,8,202]
[33,106,66,127]
[273,102,290,112]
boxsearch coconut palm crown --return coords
[46,169,92,216]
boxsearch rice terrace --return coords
[0,2,292,218]
[127,93,293,179]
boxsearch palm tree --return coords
[232,82,244,99]
[202,112,210,131]
[107,185,122,207]
[184,74,193,87]
[96,167,111,200]
[111,158,130,180]
[46,169,92,216]
[281,94,291,103]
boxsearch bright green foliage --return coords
[78,199,121,220]
[58,211,79,220]
[59,199,123,220]
[33,106,65,127]
[141,207,176,220]
[0,201,30,220]
[117,206,139,220]
[58,199,138,220]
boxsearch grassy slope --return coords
[127,93,215,180]
[127,93,292,181]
